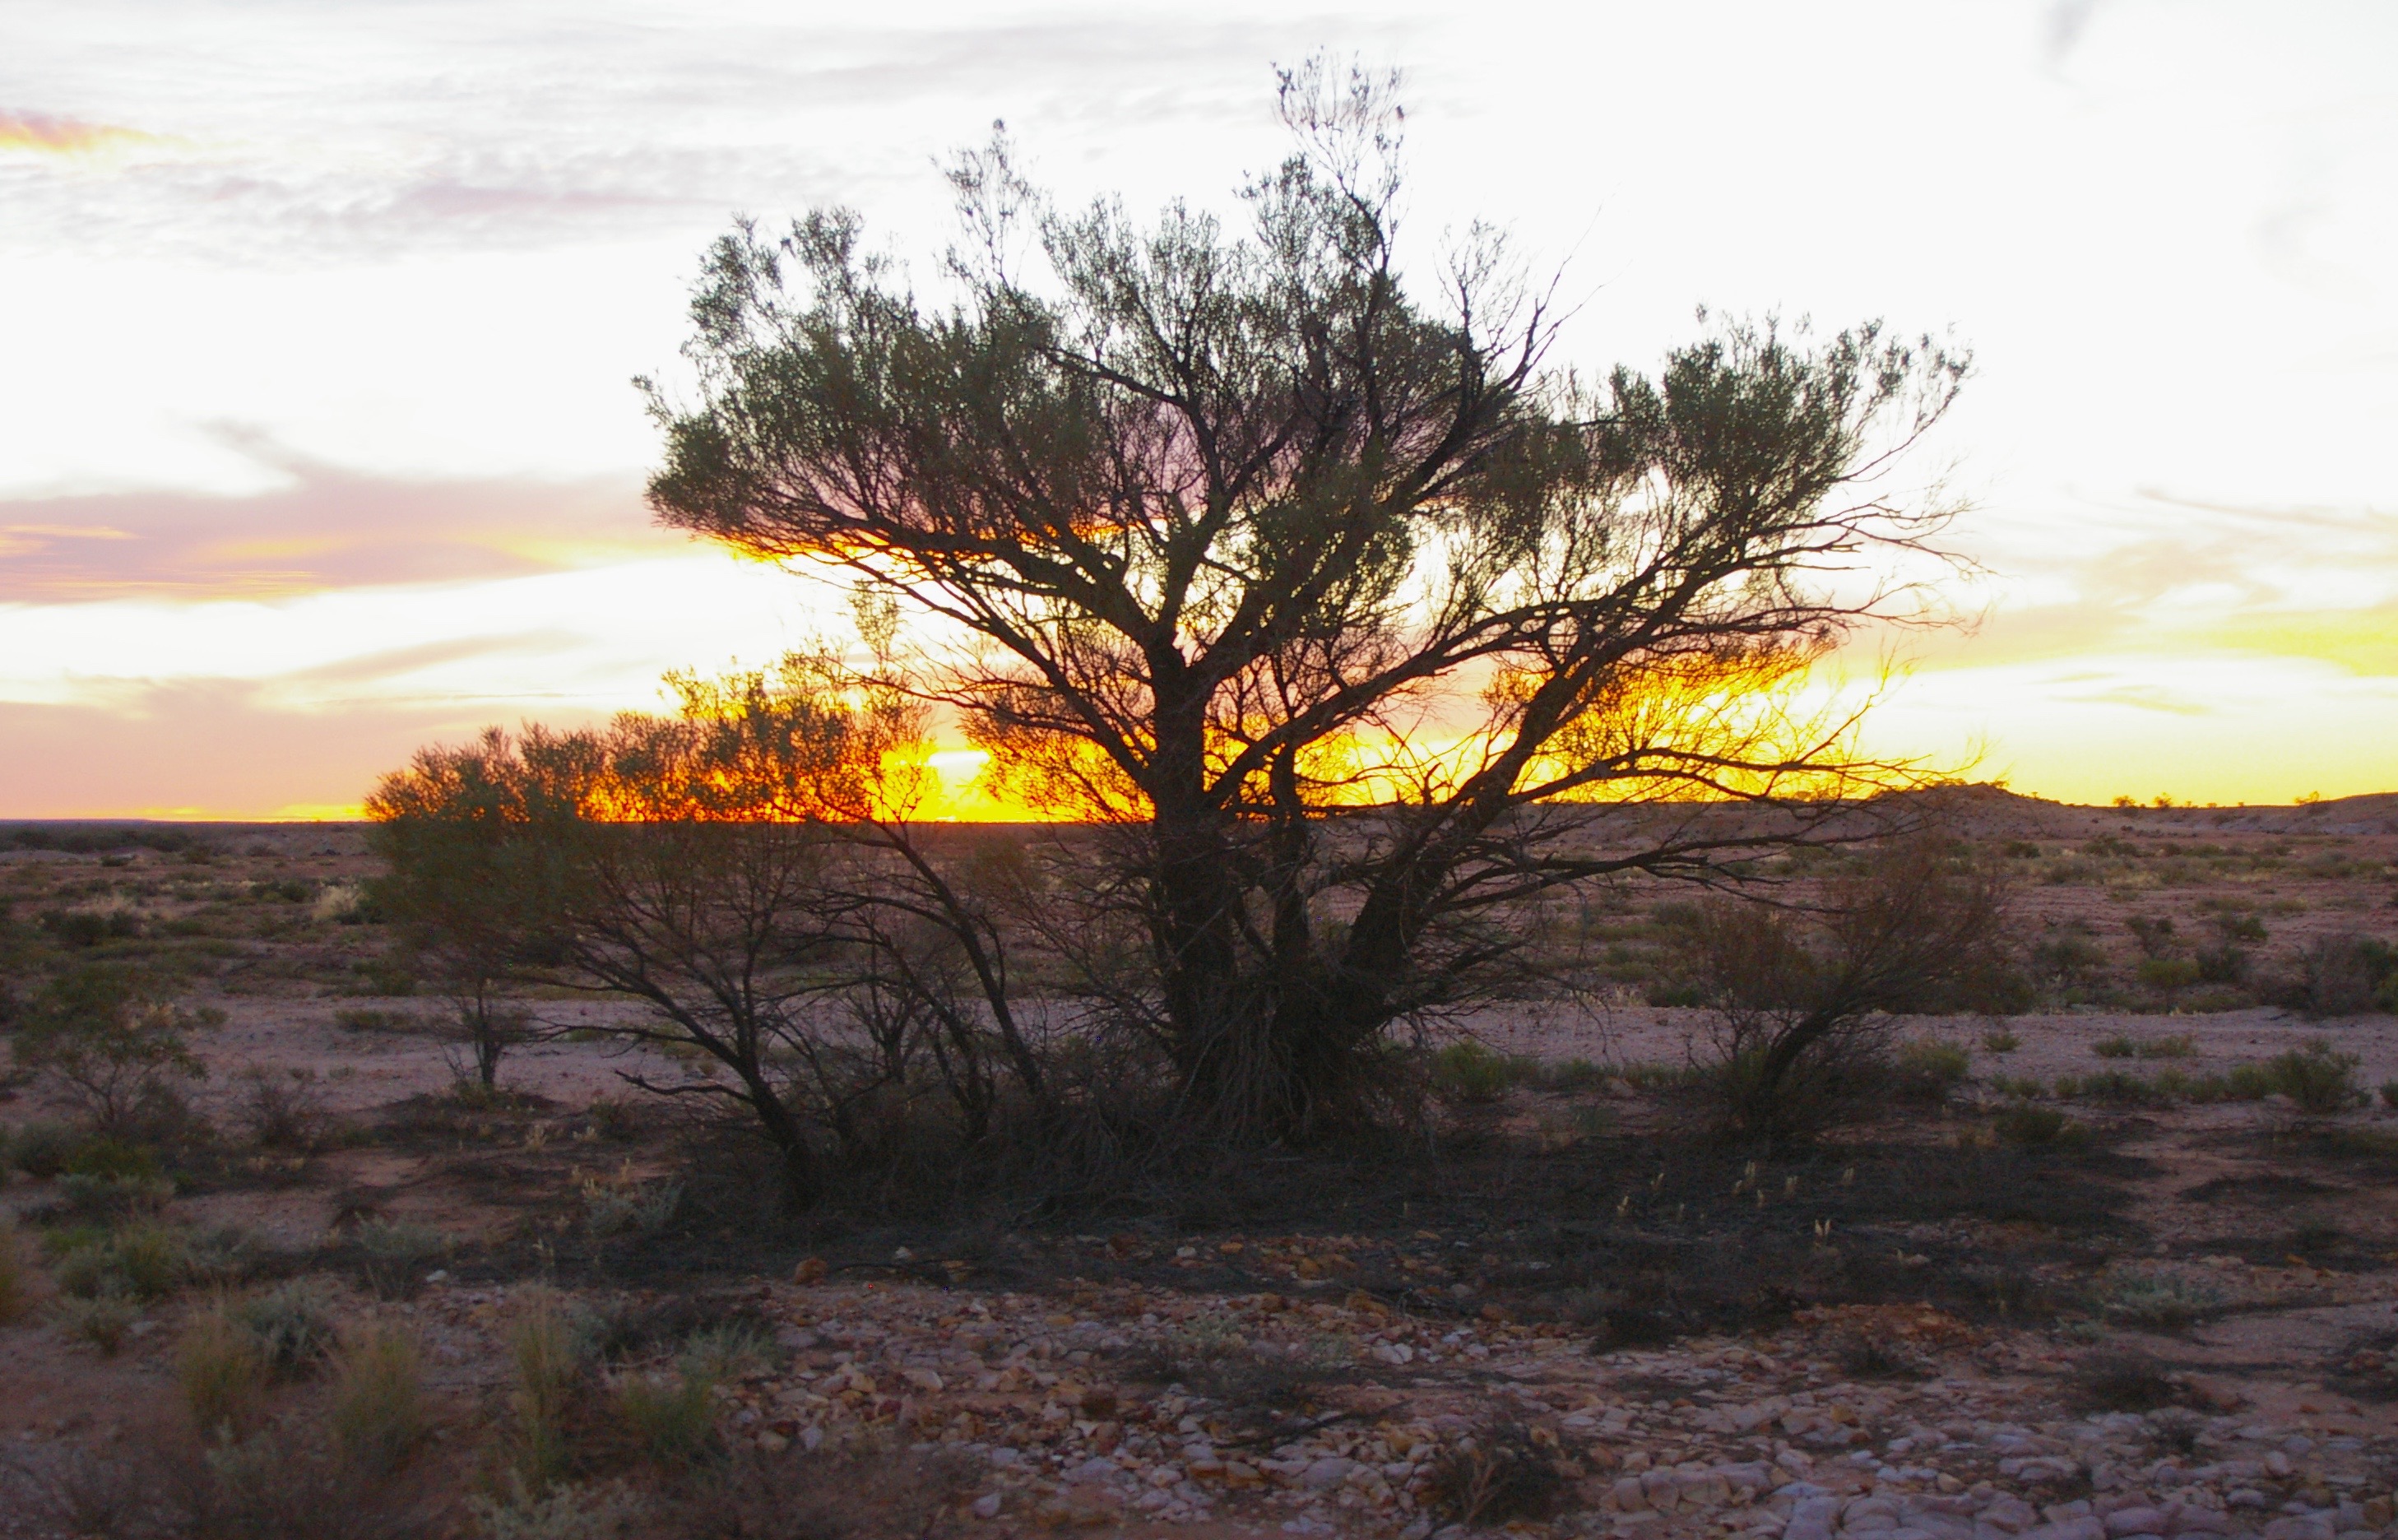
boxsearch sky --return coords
[2,0,2393,819]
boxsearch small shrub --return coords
[57,1295,138,1357]
[62,1136,163,1182]
[239,1066,329,1151]
[331,1323,430,1475]
[2100,1273,2221,1329]
[2033,932,2107,984]
[350,1219,447,1299]
[11,965,209,1138]
[178,1301,268,1436]
[1895,1038,1970,1094]
[1980,1027,2021,1054]
[0,1219,26,1324]
[1533,1057,1612,1092]
[615,1368,719,1466]
[1430,1041,1517,1103]
[2223,1063,2275,1101]
[2266,1040,2359,1114]
[2380,1079,2398,1111]
[2135,957,2201,990]
[55,1222,190,1302]
[1426,1422,1566,1525]
[2095,1033,2195,1060]
[1993,1106,2083,1147]
[2297,933,2396,1017]
[679,1320,775,1381]
[2076,1069,2162,1106]
[508,1289,593,1488]
[580,1175,681,1241]
[9,1120,79,1177]
[2073,1352,2187,1412]
[232,1278,340,1376]
[469,1478,641,1540]
[1989,1073,2045,1099]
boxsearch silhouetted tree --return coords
[368,658,1039,1211]
[644,60,1970,1137]
[1692,835,2019,1139]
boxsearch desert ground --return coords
[2,790,2396,1540]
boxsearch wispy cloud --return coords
[0,433,681,601]
[0,109,159,155]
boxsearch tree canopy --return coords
[640,62,1969,1134]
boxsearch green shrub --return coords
[1430,1041,1516,1103]
[2223,1063,2275,1101]
[352,1220,447,1299]
[54,1222,190,1302]
[1989,1074,2046,1099]
[61,1137,162,1181]
[2100,1273,2221,1329]
[1993,1106,2083,1146]
[2380,1079,2398,1111]
[2298,934,2396,1017]
[232,1279,340,1376]
[57,1295,138,1357]
[2076,1069,2162,1106]
[678,1321,774,1382]
[2265,1041,2359,1114]
[615,1368,718,1465]
[2135,958,2201,990]
[468,1477,640,1540]
[1534,1058,1611,1092]
[2094,1033,2194,1060]
[1980,1028,2021,1054]
[1895,1038,1970,1089]
[9,1120,81,1178]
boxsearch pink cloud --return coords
[0,439,684,601]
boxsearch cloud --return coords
[0,434,684,601]
[0,109,158,155]
[0,678,570,819]
[2,12,1412,263]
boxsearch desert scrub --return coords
[578,1173,680,1241]
[677,1320,775,1382]
[614,1367,719,1465]
[2092,1032,2195,1060]
[469,1477,640,1540]
[1895,1038,1970,1093]
[350,1218,447,1299]
[56,1294,139,1357]
[1980,1027,2021,1054]
[232,1278,340,1375]
[0,1218,28,1324]
[2099,1272,2223,1330]
[2381,1079,2398,1111]
[2266,1041,2360,1114]
[52,1221,189,1302]
[179,1300,268,1436]
[1429,1041,1528,1103]
[1992,1106,2085,1147]
[507,1289,594,1488]
[331,1322,430,1474]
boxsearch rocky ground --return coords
[2,800,2396,1538]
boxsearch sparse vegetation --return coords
[330,1322,432,1475]
[178,1299,269,1436]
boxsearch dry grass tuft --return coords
[506,1287,591,1489]
[178,1299,268,1437]
[331,1322,431,1476]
